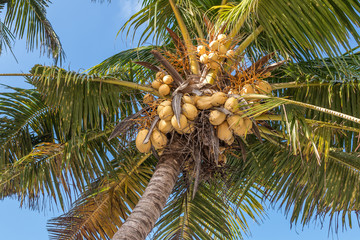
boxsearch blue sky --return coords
[0,0,360,239]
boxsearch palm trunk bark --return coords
[112,151,181,240]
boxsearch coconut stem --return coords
[168,0,200,75]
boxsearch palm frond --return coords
[47,149,155,240]
[4,0,64,62]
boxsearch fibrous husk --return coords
[159,105,174,121]
[217,121,233,141]
[171,114,188,130]
[209,110,226,126]
[182,103,198,120]
[150,129,168,149]
[163,75,174,84]
[136,129,152,153]
[211,92,227,106]
[159,84,171,96]
[158,119,173,133]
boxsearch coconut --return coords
[171,114,188,130]
[224,135,234,145]
[217,121,233,141]
[209,110,226,125]
[200,54,209,64]
[151,79,162,89]
[182,121,195,134]
[208,61,219,69]
[217,34,227,42]
[163,75,174,84]
[226,50,235,58]
[227,115,245,136]
[143,93,154,104]
[151,129,168,149]
[228,89,239,94]
[182,103,198,120]
[159,105,174,121]
[197,45,206,55]
[257,80,272,94]
[156,71,165,79]
[219,44,228,55]
[209,40,220,51]
[224,97,239,113]
[135,129,152,153]
[196,96,213,110]
[159,84,171,96]
[182,94,195,105]
[243,117,253,133]
[240,84,256,95]
[208,52,219,62]
[158,119,173,133]
[157,100,172,114]
[211,92,227,106]
[157,149,165,156]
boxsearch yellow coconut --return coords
[135,129,151,153]
[209,110,226,125]
[217,34,227,42]
[143,93,154,104]
[157,149,165,156]
[163,75,174,84]
[182,103,198,120]
[228,89,239,95]
[224,97,239,113]
[171,114,188,131]
[224,135,234,145]
[227,115,245,136]
[160,100,172,107]
[226,50,235,58]
[151,129,168,149]
[182,121,195,134]
[159,105,174,121]
[243,117,253,133]
[200,54,209,64]
[257,80,272,94]
[218,44,228,55]
[211,92,227,106]
[197,45,206,55]
[209,40,220,51]
[208,61,219,69]
[196,96,213,110]
[217,122,233,141]
[240,84,256,95]
[158,119,173,133]
[156,71,165,79]
[151,79,162,89]
[208,52,219,62]
[182,94,195,105]
[159,84,171,96]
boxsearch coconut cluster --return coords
[135,88,254,154]
[197,34,235,69]
[151,72,174,97]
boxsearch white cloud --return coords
[117,0,142,19]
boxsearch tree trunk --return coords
[112,151,181,239]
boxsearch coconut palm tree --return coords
[0,0,63,61]
[2,0,360,240]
